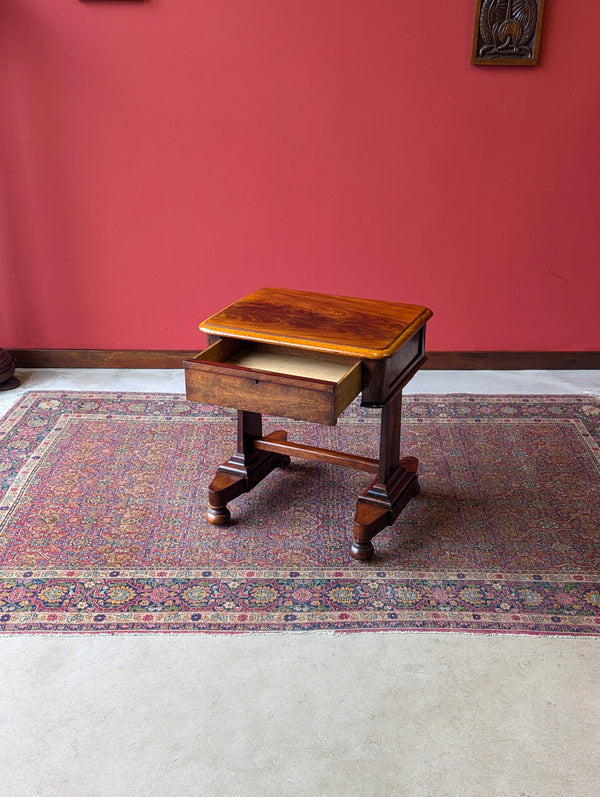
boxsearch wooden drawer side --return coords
[361,329,426,407]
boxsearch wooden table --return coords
[184,287,432,560]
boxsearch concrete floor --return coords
[1,369,600,797]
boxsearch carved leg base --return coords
[207,430,288,524]
[350,456,420,560]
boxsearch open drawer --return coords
[184,338,362,425]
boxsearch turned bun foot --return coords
[349,539,375,561]
[206,505,231,525]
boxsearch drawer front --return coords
[184,340,362,425]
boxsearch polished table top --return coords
[200,287,432,360]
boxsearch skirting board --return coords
[8,349,600,370]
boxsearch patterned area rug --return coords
[1,391,599,635]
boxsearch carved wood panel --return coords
[472,0,546,66]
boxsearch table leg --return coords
[350,390,420,560]
[206,410,290,525]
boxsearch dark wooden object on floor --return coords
[184,287,432,560]
[0,348,19,391]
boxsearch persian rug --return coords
[1,391,599,635]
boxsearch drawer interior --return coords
[191,339,361,384]
[225,347,356,382]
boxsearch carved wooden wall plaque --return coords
[472,0,546,66]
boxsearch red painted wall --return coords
[1,0,599,351]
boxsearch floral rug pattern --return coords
[1,392,599,634]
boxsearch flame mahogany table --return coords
[184,288,432,560]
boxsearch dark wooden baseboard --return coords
[8,349,600,370]
[424,351,600,370]
[8,349,196,369]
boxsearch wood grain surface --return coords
[200,287,433,359]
